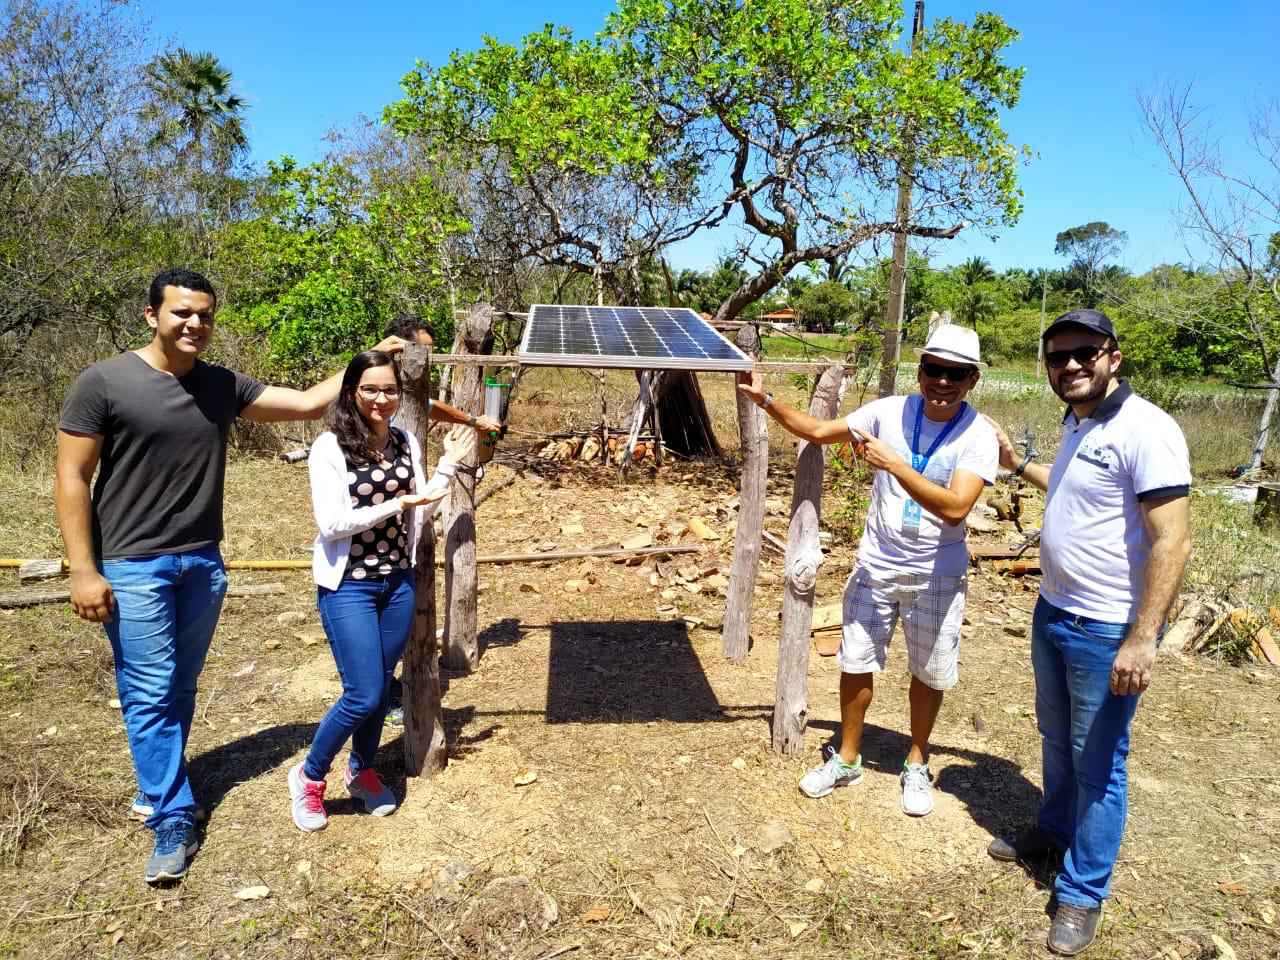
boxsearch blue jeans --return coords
[305,569,415,781]
[1031,597,1144,908]
[100,547,227,830]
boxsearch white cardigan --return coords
[308,428,456,590]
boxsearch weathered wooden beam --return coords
[773,363,844,756]
[723,325,767,663]
[443,303,495,673]
[399,341,447,777]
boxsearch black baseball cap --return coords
[1042,308,1117,344]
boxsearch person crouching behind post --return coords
[288,350,473,831]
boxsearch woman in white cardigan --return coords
[288,350,472,832]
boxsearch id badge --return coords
[902,498,922,535]
[911,453,926,472]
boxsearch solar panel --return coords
[517,305,753,372]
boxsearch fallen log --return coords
[0,581,284,609]
[474,544,699,565]
[1163,599,1221,654]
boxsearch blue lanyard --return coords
[910,395,967,472]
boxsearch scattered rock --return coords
[1210,934,1238,960]
[514,769,538,786]
[276,611,307,626]
[560,522,585,535]
[234,885,270,901]
[731,757,747,771]
[757,819,793,854]
[458,876,559,954]
[431,859,476,903]
[1002,624,1028,638]
[622,531,653,550]
[295,630,325,647]
[263,638,282,651]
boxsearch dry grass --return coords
[0,367,1278,959]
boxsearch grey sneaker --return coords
[288,762,329,832]
[144,821,199,884]
[131,793,206,823]
[798,747,863,798]
[900,762,934,817]
[1047,902,1101,955]
[345,768,397,816]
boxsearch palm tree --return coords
[143,48,248,232]
[957,256,995,287]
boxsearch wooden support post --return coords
[772,362,844,755]
[399,342,447,776]
[722,326,767,662]
[442,302,495,672]
[620,372,653,476]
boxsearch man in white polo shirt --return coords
[737,325,997,817]
[984,308,1191,956]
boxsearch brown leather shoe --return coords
[987,823,1061,862]
[1047,902,1101,955]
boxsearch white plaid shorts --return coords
[837,565,968,690]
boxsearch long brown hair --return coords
[325,350,403,467]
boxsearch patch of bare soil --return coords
[0,456,1277,960]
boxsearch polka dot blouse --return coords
[343,432,415,580]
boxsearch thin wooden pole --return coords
[773,363,844,755]
[722,326,767,662]
[399,342,447,777]
[442,303,495,672]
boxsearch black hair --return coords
[148,268,217,311]
[385,312,433,342]
[325,350,403,466]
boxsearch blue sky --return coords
[142,0,1277,276]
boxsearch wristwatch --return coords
[1014,453,1034,476]
[760,391,774,410]
[467,412,476,426]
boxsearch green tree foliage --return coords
[1053,221,1127,306]
[0,1,157,383]
[796,281,855,333]
[389,0,1026,322]
[220,157,468,381]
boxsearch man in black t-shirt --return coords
[55,268,404,885]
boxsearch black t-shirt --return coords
[59,351,267,559]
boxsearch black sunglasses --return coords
[1045,344,1112,369]
[920,361,976,381]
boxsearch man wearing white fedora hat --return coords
[737,324,997,816]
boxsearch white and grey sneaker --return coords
[900,762,934,817]
[798,747,863,799]
[345,768,397,816]
[288,762,329,832]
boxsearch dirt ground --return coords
[0,453,1278,960]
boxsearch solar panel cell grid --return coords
[517,304,753,371]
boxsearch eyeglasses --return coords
[1044,345,1111,370]
[356,386,401,400]
[920,361,976,381]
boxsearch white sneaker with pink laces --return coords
[288,762,328,832]
[345,768,396,816]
